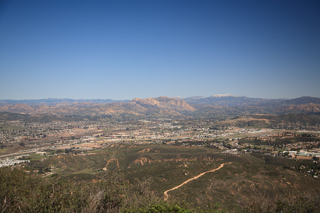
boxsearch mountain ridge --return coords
[0,95,320,118]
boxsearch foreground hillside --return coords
[4,144,319,212]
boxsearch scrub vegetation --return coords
[1,144,320,212]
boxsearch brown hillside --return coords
[131,96,195,112]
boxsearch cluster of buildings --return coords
[0,156,29,168]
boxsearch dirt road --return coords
[163,163,226,201]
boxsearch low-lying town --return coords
[1,118,320,177]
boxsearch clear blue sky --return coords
[1,0,319,100]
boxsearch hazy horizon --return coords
[0,93,319,101]
[1,0,319,100]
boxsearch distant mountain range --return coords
[0,98,127,106]
[0,94,320,118]
[183,94,282,106]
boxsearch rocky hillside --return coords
[130,96,195,112]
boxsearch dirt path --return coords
[163,163,227,201]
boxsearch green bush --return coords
[124,204,190,213]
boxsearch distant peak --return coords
[189,96,205,99]
[156,96,175,100]
[172,96,184,99]
[131,98,141,101]
[210,93,240,98]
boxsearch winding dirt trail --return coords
[163,163,227,201]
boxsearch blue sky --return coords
[0,0,319,100]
